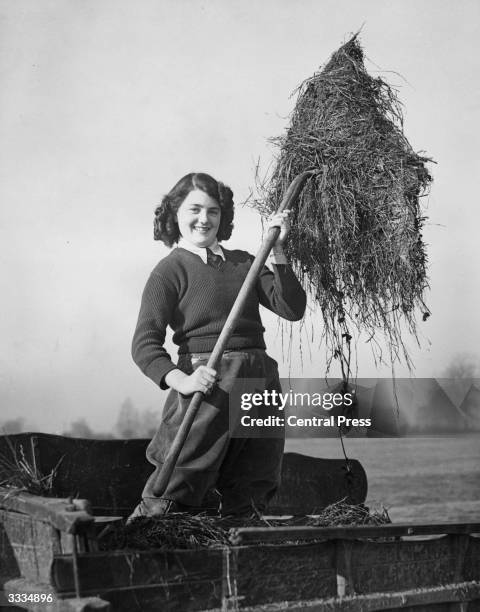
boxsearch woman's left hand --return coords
[267,209,291,246]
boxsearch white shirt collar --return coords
[177,238,225,264]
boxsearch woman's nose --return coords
[198,209,208,223]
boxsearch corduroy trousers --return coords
[137,349,285,517]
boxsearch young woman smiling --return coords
[128,172,306,520]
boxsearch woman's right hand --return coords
[164,366,218,395]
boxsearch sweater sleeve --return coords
[131,271,179,389]
[256,262,307,321]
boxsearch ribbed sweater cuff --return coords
[145,359,179,391]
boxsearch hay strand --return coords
[0,438,61,497]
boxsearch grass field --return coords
[285,434,480,523]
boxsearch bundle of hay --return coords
[99,506,391,551]
[0,440,58,497]
[99,514,297,551]
[256,35,433,376]
[99,514,231,551]
[307,499,391,527]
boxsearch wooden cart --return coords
[1,433,479,611]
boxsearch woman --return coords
[128,172,306,520]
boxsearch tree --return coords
[0,417,26,434]
[115,397,141,438]
[64,418,95,438]
[443,353,480,379]
[440,353,480,418]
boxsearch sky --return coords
[1,0,479,433]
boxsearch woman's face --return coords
[176,189,221,248]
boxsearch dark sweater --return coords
[131,247,306,388]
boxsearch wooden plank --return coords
[50,543,335,610]
[51,548,223,610]
[51,547,224,591]
[237,581,480,611]
[8,578,478,612]
[336,535,474,595]
[0,510,97,586]
[0,512,22,584]
[233,542,337,606]
[230,522,480,545]
[0,510,57,584]
[465,535,480,582]
[0,488,93,534]
[94,583,222,612]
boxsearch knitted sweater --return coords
[131,247,306,388]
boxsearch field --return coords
[285,434,480,523]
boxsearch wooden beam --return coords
[236,581,480,611]
[0,487,93,534]
[230,522,480,545]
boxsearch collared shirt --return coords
[177,238,288,266]
[177,238,226,264]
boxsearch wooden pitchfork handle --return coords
[152,170,315,496]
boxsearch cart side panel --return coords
[0,510,57,585]
[465,535,480,582]
[0,434,367,516]
[233,541,337,606]
[51,548,224,611]
[95,584,219,612]
[0,513,22,584]
[340,534,478,596]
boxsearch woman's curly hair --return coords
[153,173,235,247]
